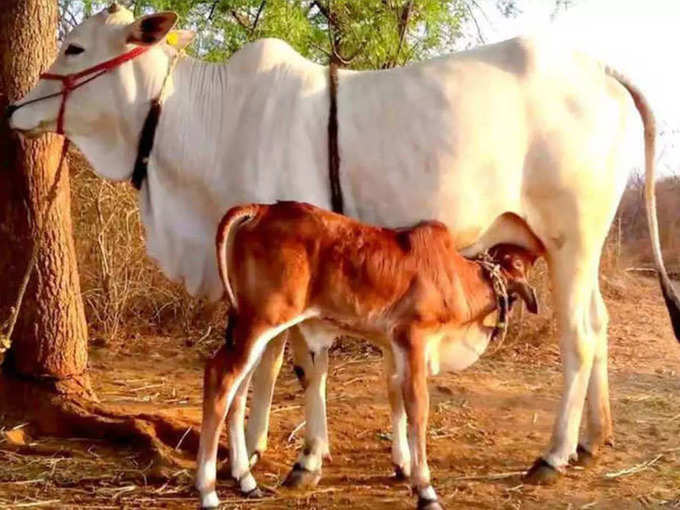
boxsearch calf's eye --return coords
[65,44,85,56]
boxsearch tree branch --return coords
[250,0,266,35]
[230,9,251,29]
[386,0,413,68]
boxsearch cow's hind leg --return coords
[524,244,601,485]
[245,331,287,466]
[283,324,331,489]
[576,281,613,465]
[196,316,298,508]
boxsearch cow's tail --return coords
[607,67,680,341]
[216,204,261,311]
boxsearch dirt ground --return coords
[1,274,679,509]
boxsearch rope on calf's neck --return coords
[476,251,510,352]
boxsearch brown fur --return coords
[201,201,538,499]
[219,201,536,340]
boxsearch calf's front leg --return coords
[384,349,411,479]
[283,324,332,489]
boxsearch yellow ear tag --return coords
[166,31,179,47]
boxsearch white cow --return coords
[8,5,679,510]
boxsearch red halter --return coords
[37,46,150,134]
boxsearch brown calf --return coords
[196,201,538,510]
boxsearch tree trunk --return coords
[0,2,209,468]
[0,0,88,384]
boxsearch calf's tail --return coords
[607,67,680,341]
[215,204,261,311]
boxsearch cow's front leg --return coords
[283,324,331,489]
[395,328,443,510]
[384,349,411,479]
[245,330,287,466]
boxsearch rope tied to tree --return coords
[1,37,187,360]
[0,138,70,360]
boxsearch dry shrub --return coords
[69,149,221,345]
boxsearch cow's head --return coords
[489,243,539,314]
[7,4,185,180]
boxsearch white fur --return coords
[200,490,219,509]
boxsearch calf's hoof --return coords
[394,464,410,481]
[523,457,560,485]
[282,463,321,489]
[417,497,445,510]
[200,490,220,509]
[571,444,595,468]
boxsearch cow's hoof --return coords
[417,497,444,510]
[572,444,595,468]
[249,450,262,468]
[523,457,560,485]
[394,464,410,481]
[282,463,321,489]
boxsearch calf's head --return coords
[488,244,539,314]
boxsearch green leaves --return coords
[60,1,473,68]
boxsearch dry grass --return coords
[69,149,225,346]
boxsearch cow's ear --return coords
[166,29,195,51]
[127,12,178,46]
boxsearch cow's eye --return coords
[65,44,85,56]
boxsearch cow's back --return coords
[336,36,635,253]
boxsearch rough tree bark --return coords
[0,0,89,388]
[0,1,214,471]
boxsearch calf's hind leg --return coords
[245,330,287,466]
[196,315,304,509]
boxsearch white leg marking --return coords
[292,322,335,473]
[245,331,287,458]
[384,349,410,475]
[229,370,255,488]
[196,312,317,506]
[200,490,219,509]
[419,485,438,501]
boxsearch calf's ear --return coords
[508,279,539,314]
[127,12,178,46]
